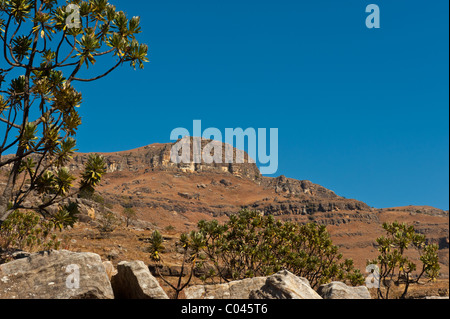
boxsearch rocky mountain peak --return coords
[71,139,261,181]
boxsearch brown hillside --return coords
[1,140,448,287]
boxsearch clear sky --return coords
[73,0,449,210]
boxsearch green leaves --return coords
[421,244,440,279]
[1,0,147,247]
[126,40,149,70]
[0,210,63,252]
[368,221,441,299]
[8,75,26,105]
[52,82,82,115]
[12,35,32,62]
[80,153,106,192]
[52,202,79,230]
[18,156,35,174]
[149,230,164,262]
[128,16,142,35]
[76,28,101,67]
[55,167,76,195]
[0,17,5,34]
[5,0,34,23]
[194,209,363,287]
[32,10,55,40]
[19,122,38,151]
[112,10,128,36]
[36,170,56,194]
[55,137,77,166]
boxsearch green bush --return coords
[367,221,440,299]
[97,209,119,235]
[122,207,137,228]
[197,209,364,287]
[0,210,62,253]
[150,209,364,289]
[149,230,205,299]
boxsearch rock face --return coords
[0,250,114,299]
[317,281,371,299]
[261,176,339,198]
[71,139,262,181]
[185,277,267,299]
[111,260,169,299]
[250,270,322,299]
[185,270,322,300]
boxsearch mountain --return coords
[1,140,448,278]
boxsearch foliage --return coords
[0,0,148,225]
[96,207,118,235]
[164,225,175,232]
[148,229,206,299]
[0,210,63,253]
[149,209,365,291]
[196,209,364,288]
[367,221,440,299]
[122,207,136,228]
[148,229,164,262]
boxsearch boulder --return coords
[0,250,114,299]
[186,270,322,300]
[317,281,371,299]
[250,270,322,299]
[111,260,169,299]
[185,277,267,299]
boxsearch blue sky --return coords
[73,0,449,210]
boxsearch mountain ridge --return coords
[1,141,448,277]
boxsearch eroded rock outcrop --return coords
[0,250,114,299]
[111,260,169,299]
[249,270,322,299]
[317,281,371,299]
[185,270,322,300]
[185,277,267,299]
[71,139,261,181]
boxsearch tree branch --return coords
[71,58,124,82]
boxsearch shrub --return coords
[97,209,119,235]
[164,225,176,232]
[148,230,205,299]
[122,207,137,228]
[150,209,364,289]
[197,209,364,288]
[0,210,62,254]
[367,221,440,299]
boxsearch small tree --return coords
[122,207,136,228]
[0,209,64,254]
[197,209,364,288]
[148,230,205,299]
[0,0,148,227]
[151,209,364,289]
[97,208,118,236]
[367,221,440,299]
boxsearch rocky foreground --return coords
[0,250,375,300]
[1,250,448,300]
[0,141,448,299]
